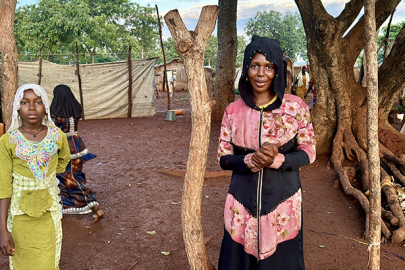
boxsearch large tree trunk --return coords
[295,0,405,243]
[211,0,237,121]
[0,0,18,129]
[164,6,219,270]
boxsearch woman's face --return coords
[247,53,276,95]
[18,89,45,126]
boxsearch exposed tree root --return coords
[392,227,405,244]
[337,167,370,238]
[383,153,405,176]
[381,207,399,227]
[381,158,405,186]
[380,168,405,228]
[331,126,405,242]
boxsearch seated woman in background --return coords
[50,84,104,222]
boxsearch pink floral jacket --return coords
[217,94,316,260]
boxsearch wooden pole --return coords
[155,4,170,110]
[0,0,18,129]
[364,0,380,269]
[165,6,219,270]
[38,42,44,85]
[76,42,85,120]
[127,45,133,118]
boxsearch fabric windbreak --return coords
[0,58,157,120]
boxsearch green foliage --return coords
[124,3,160,58]
[14,0,161,64]
[244,10,307,61]
[161,37,179,64]
[236,35,247,67]
[205,35,218,69]
[377,21,405,64]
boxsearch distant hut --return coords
[155,58,214,96]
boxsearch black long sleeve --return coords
[219,155,252,174]
[279,150,310,171]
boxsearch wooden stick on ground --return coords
[127,259,140,270]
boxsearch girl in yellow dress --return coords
[0,84,70,269]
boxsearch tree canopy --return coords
[244,10,306,61]
[14,0,160,64]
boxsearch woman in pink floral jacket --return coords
[217,36,316,270]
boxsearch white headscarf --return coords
[7,84,57,132]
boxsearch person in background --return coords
[293,65,310,101]
[217,36,316,269]
[50,84,104,222]
[0,84,70,269]
[304,79,317,111]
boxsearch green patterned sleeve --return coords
[56,130,71,174]
[0,134,13,199]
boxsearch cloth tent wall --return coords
[0,58,157,121]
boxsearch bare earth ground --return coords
[1,91,405,270]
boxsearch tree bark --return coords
[211,0,237,121]
[295,0,405,245]
[0,0,18,129]
[364,0,380,268]
[164,6,219,270]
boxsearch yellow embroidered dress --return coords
[0,127,70,270]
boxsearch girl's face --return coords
[18,89,45,126]
[247,53,276,95]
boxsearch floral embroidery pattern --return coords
[228,206,246,236]
[217,94,316,163]
[9,128,60,181]
[224,190,302,260]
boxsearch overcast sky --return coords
[17,0,405,39]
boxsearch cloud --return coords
[177,5,210,24]
[237,2,298,20]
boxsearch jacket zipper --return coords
[256,109,264,261]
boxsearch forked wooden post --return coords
[164,6,219,270]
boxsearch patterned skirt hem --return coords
[61,201,99,215]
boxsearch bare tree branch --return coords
[336,0,364,35]
[344,0,400,63]
[295,0,330,33]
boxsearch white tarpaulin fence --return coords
[1,58,157,120]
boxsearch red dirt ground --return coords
[1,91,404,269]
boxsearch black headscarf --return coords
[238,35,285,111]
[50,84,82,119]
